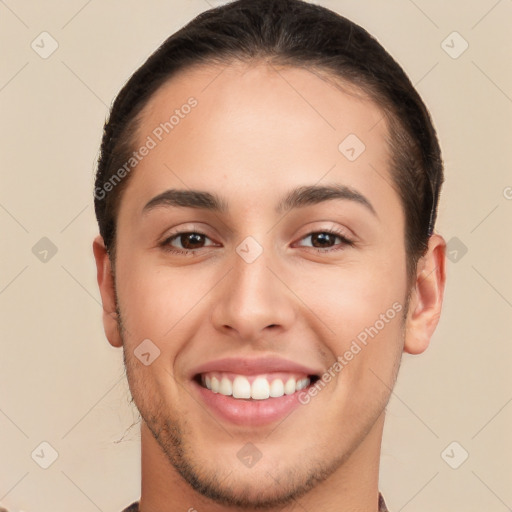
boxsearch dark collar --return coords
[122,493,390,511]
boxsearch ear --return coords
[92,235,123,348]
[403,233,446,355]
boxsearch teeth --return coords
[232,376,251,399]
[210,376,220,393]
[284,377,296,395]
[251,377,270,400]
[269,379,284,397]
[296,378,309,390]
[219,377,233,396]
[201,373,311,400]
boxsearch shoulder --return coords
[379,492,390,512]
[121,502,140,512]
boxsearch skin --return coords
[94,61,446,511]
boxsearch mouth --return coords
[189,356,323,426]
[194,371,320,400]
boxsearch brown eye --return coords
[298,230,354,251]
[176,233,206,249]
[309,232,338,248]
[162,231,217,254]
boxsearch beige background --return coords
[1,0,511,511]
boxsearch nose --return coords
[209,242,296,342]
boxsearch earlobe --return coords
[92,235,123,348]
[403,234,446,355]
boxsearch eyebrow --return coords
[142,184,377,217]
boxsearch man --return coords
[93,1,446,510]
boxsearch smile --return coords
[199,371,313,400]
[192,371,320,426]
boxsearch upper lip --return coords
[190,356,323,379]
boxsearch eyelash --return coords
[160,228,354,256]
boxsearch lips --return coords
[189,356,322,426]
[189,355,323,379]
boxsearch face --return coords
[94,61,444,508]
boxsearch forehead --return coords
[123,61,397,223]
[138,60,389,151]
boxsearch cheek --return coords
[290,252,407,393]
[291,257,407,340]
[115,257,215,342]
[326,310,404,427]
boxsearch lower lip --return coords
[192,380,307,427]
